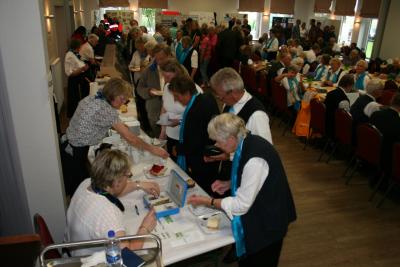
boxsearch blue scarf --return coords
[314,65,326,80]
[91,183,125,212]
[95,91,105,100]
[178,47,192,64]
[266,38,275,49]
[355,72,367,90]
[177,93,199,171]
[231,138,246,258]
[175,42,183,60]
[70,49,81,60]
[288,77,301,111]
[326,70,339,83]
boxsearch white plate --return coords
[143,165,170,179]
[197,213,230,234]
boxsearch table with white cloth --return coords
[88,101,234,266]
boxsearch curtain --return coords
[99,0,129,8]
[238,0,265,12]
[270,0,295,15]
[138,0,168,9]
[334,0,356,16]
[314,0,332,13]
[360,0,381,18]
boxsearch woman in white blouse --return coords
[66,149,159,256]
[65,39,89,117]
[158,58,202,158]
[263,30,279,61]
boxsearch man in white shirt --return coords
[304,43,320,64]
[211,67,273,143]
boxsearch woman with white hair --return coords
[188,113,296,267]
[354,59,371,90]
[322,57,346,86]
[280,64,305,112]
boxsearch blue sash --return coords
[355,72,367,90]
[176,93,199,170]
[230,138,246,258]
[178,47,192,64]
[288,77,301,111]
[314,65,326,80]
[175,42,183,60]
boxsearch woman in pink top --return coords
[199,28,212,87]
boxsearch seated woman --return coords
[65,149,159,256]
[188,113,296,267]
[62,78,168,196]
[168,75,219,194]
[354,59,371,91]
[313,54,331,81]
[322,57,347,86]
[280,64,305,112]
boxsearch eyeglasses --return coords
[215,90,232,101]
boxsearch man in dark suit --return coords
[370,93,400,175]
[324,74,354,137]
[350,80,382,142]
[216,25,243,69]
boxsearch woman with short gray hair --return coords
[66,149,159,256]
[188,113,296,267]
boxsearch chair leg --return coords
[318,138,330,162]
[345,160,359,185]
[303,129,312,150]
[342,154,356,177]
[369,172,385,201]
[326,142,339,163]
[376,181,395,208]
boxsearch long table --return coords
[88,101,234,266]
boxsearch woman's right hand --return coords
[150,145,169,159]
[139,209,157,234]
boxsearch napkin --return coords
[80,251,106,267]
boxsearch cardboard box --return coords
[143,169,188,219]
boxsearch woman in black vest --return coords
[177,36,199,82]
[188,113,296,267]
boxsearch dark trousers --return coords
[60,141,89,196]
[166,137,178,162]
[67,75,88,118]
[238,239,283,267]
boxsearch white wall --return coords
[294,0,315,23]
[379,0,400,59]
[168,0,238,19]
[0,0,66,241]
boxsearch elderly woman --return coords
[354,59,371,91]
[168,75,219,194]
[129,37,151,85]
[62,78,168,196]
[158,58,202,158]
[188,113,296,267]
[280,64,305,112]
[322,57,347,86]
[177,36,199,80]
[313,54,331,81]
[65,149,158,256]
[263,30,279,61]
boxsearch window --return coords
[139,8,157,34]
[338,16,355,46]
[239,12,261,39]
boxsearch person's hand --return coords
[139,209,157,234]
[81,64,89,72]
[168,119,181,127]
[204,152,229,162]
[323,80,333,86]
[149,89,162,96]
[150,145,169,159]
[187,194,210,206]
[211,180,231,195]
[138,181,160,197]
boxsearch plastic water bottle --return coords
[105,230,122,267]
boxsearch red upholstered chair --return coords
[33,213,61,259]
[304,98,329,160]
[232,60,241,73]
[344,123,383,184]
[241,64,258,94]
[371,143,400,207]
[378,90,396,106]
[0,234,41,267]
[271,83,293,135]
[326,109,353,163]
[258,70,268,98]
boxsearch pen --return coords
[135,205,140,215]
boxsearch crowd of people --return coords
[60,14,400,266]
